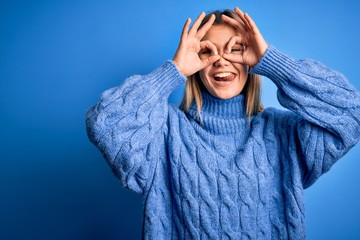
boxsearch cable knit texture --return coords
[86,46,360,239]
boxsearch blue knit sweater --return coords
[86,46,360,239]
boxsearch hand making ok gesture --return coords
[222,7,268,67]
[173,8,268,76]
[173,12,221,77]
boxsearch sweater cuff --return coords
[143,61,186,98]
[249,46,298,87]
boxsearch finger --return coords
[196,14,216,40]
[244,13,260,34]
[221,14,246,33]
[223,52,243,64]
[181,18,191,41]
[188,12,205,37]
[225,35,243,53]
[200,40,218,55]
[201,54,221,68]
[244,12,268,56]
[234,7,252,31]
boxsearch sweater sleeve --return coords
[250,46,360,188]
[86,61,186,193]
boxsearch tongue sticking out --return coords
[214,73,235,82]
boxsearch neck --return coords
[187,91,249,134]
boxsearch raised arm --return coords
[223,7,360,187]
[86,12,221,194]
[252,47,360,187]
[86,62,185,193]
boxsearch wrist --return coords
[172,59,186,77]
[254,43,269,67]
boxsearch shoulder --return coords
[257,107,293,120]
[167,104,194,126]
[168,104,186,117]
[254,107,301,129]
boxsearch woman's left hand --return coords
[222,7,268,67]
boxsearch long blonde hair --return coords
[179,10,264,118]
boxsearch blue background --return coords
[1,0,360,239]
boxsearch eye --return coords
[199,49,212,55]
[231,45,246,53]
[231,48,241,52]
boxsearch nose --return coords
[213,54,230,67]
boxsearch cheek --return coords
[199,70,210,86]
[234,65,249,83]
[234,63,248,75]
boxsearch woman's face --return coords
[199,24,248,99]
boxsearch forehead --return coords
[201,24,238,45]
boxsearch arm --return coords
[86,62,185,193]
[223,7,360,187]
[86,12,221,193]
[251,46,360,187]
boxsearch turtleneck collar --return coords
[187,91,249,135]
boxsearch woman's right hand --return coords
[173,12,220,77]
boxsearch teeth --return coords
[214,72,231,78]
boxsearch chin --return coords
[213,92,238,99]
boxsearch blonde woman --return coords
[86,8,360,239]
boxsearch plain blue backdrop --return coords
[1,0,360,239]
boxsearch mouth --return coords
[213,72,235,84]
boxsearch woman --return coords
[86,8,360,239]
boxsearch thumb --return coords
[223,53,243,64]
[201,55,220,68]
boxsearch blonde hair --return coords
[179,10,264,118]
